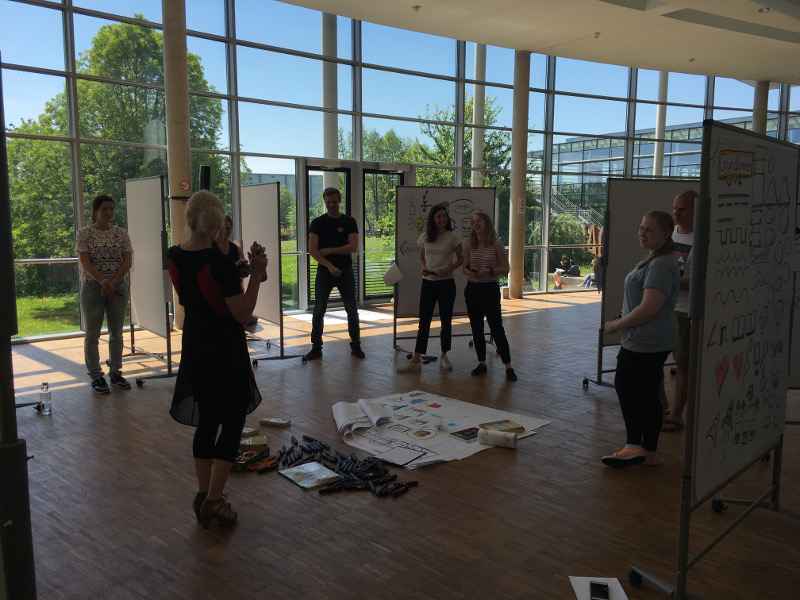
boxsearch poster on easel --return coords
[602,178,697,347]
[394,186,495,318]
[692,121,799,502]
[127,176,169,338]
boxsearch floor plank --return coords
[10,293,800,599]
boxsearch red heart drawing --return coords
[733,353,744,379]
[715,356,729,394]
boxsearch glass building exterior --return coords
[2,0,799,336]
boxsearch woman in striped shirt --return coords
[461,212,517,381]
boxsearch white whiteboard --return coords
[240,182,282,326]
[394,186,495,318]
[602,178,698,346]
[126,176,169,338]
[790,180,800,387]
[692,121,798,502]
[792,273,800,388]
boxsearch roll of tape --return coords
[478,428,517,448]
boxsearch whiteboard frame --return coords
[240,182,298,360]
[393,186,496,319]
[127,176,169,338]
[689,120,797,503]
[591,178,697,386]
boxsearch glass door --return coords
[302,160,413,309]
[363,170,403,300]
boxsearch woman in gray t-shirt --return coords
[601,210,680,468]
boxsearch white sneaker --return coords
[397,360,422,373]
[439,355,452,370]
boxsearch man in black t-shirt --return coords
[304,187,364,360]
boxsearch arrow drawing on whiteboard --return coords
[707,321,717,348]
[715,356,729,395]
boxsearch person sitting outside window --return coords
[582,258,598,288]
[553,254,574,290]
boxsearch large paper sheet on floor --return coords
[332,390,550,469]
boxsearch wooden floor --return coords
[11,293,800,599]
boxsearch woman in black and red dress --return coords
[167,190,268,529]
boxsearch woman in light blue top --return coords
[601,210,680,468]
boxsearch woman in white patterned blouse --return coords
[76,194,133,394]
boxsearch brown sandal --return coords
[192,492,207,523]
[661,419,684,433]
[200,497,238,529]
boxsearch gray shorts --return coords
[673,311,690,363]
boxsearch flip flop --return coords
[661,419,685,433]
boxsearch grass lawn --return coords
[13,294,81,338]
[15,238,398,336]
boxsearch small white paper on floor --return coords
[568,577,628,600]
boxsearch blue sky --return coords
[1,0,788,176]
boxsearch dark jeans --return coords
[414,278,457,355]
[614,347,671,452]
[311,265,360,348]
[464,281,511,364]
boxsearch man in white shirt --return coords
[663,189,698,432]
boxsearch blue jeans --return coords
[80,279,129,380]
[311,266,360,348]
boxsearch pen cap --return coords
[477,428,517,448]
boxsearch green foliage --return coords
[412,97,512,174]
[9,17,229,322]
[279,186,297,241]
[531,214,593,268]
[8,16,226,263]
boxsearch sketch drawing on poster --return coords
[394,186,495,318]
[693,123,798,500]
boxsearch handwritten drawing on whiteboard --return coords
[394,187,495,318]
[694,126,798,501]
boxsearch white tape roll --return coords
[477,428,517,448]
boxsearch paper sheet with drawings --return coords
[568,577,628,600]
[331,390,550,469]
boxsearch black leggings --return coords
[614,347,671,452]
[414,279,457,355]
[464,281,511,364]
[193,402,246,463]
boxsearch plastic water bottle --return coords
[40,381,51,416]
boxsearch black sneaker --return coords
[109,374,131,389]
[471,364,488,376]
[91,377,110,394]
[505,368,517,381]
[350,343,365,359]
[304,347,323,361]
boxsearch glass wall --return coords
[2,0,798,336]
